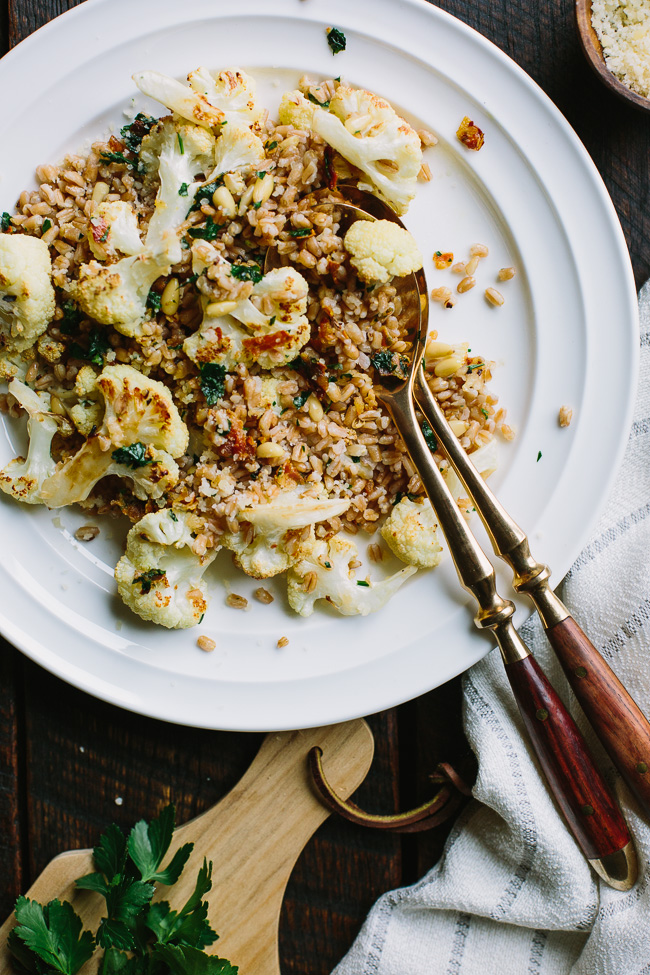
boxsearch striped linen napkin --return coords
[333,283,650,975]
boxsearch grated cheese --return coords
[592,0,650,96]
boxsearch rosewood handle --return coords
[546,615,650,817]
[506,653,630,861]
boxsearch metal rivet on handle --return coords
[637,762,648,774]
[581,804,594,816]
[575,666,587,678]
[536,708,549,721]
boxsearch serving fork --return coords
[269,186,640,888]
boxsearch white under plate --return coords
[0,0,638,730]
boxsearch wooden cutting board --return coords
[0,719,374,975]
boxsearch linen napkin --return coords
[333,282,650,975]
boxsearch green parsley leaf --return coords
[127,805,193,885]
[111,442,152,470]
[293,392,310,409]
[327,26,347,54]
[100,151,133,167]
[189,180,223,214]
[188,217,224,241]
[9,898,95,975]
[170,511,178,522]
[42,218,52,233]
[288,228,313,238]
[230,262,263,284]
[1,212,11,232]
[422,422,437,453]
[306,92,330,108]
[70,327,109,366]
[324,561,331,568]
[370,350,408,378]
[467,361,484,372]
[146,289,162,312]
[152,944,237,975]
[264,140,278,151]
[537,450,542,462]
[131,569,166,595]
[179,183,189,197]
[356,580,370,587]
[59,300,83,336]
[177,133,185,154]
[120,113,157,154]
[200,363,227,406]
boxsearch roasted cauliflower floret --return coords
[287,535,417,617]
[68,365,103,436]
[380,497,443,569]
[277,90,316,130]
[133,70,225,129]
[40,364,188,507]
[0,380,58,504]
[74,119,215,337]
[210,124,265,180]
[344,219,423,284]
[187,67,263,127]
[115,509,217,629]
[222,491,351,579]
[310,85,422,214]
[0,234,55,354]
[87,201,144,260]
[184,266,310,371]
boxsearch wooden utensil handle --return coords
[506,653,630,860]
[546,615,650,816]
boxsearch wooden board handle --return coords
[506,654,630,860]
[546,615,650,817]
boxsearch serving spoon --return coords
[575,0,650,112]
[265,187,636,888]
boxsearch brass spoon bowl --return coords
[575,0,650,112]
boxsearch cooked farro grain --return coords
[277,636,290,648]
[197,635,216,651]
[74,524,100,542]
[498,266,516,281]
[559,405,573,427]
[254,587,274,604]
[226,593,248,610]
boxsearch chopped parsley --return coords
[435,250,442,256]
[393,491,419,505]
[59,300,83,336]
[42,218,52,233]
[200,363,227,406]
[307,92,330,108]
[293,391,310,409]
[264,140,278,150]
[70,327,109,366]
[252,201,263,209]
[537,450,542,462]
[288,228,314,238]
[188,216,224,241]
[178,182,189,196]
[134,568,166,594]
[111,442,152,470]
[1,212,11,232]
[189,179,223,213]
[120,113,157,154]
[146,289,162,312]
[230,261,263,284]
[99,150,133,167]
[324,561,332,569]
[349,456,360,463]
[467,361,484,373]
[356,580,370,587]
[269,315,276,326]
[177,132,184,154]
[371,350,409,378]
[327,26,347,54]
[481,408,489,419]
[169,511,178,522]
[422,422,438,453]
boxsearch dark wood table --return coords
[1,1,649,971]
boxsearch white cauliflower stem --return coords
[188,68,263,127]
[380,497,443,569]
[0,234,55,354]
[310,86,422,214]
[184,265,310,371]
[0,380,58,504]
[222,490,351,579]
[287,535,417,617]
[344,219,423,284]
[40,364,188,507]
[133,71,225,129]
[115,509,217,628]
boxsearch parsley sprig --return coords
[8,805,237,975]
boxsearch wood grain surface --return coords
[1,0,649,971]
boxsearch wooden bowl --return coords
[575,0,650,111]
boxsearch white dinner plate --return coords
[0,0,638,730]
